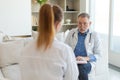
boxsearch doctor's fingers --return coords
[76,56,83,61]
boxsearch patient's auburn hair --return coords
[37,4,54,50]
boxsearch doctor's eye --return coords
[79,22,88,26]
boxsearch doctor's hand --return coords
[76,56,90,61]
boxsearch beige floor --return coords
[109,68,120,80]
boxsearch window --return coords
[90,0,120,67]
[93,0,110,34]
[89,0,110,54]
[110,0,120,53]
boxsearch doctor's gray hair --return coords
[78,13,90,19]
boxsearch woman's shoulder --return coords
[53,39,73,58]
[21,40,36,54]
[53,39,71,50]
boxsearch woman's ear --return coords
[54,21,61,32]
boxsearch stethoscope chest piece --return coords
[88,43,91,46]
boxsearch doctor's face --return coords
[77,17,91,33]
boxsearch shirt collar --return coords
[78,29,89,36]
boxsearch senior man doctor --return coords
[65,13,102,80]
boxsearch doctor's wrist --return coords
[84,57,90,61]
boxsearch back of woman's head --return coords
[53,4,63,23]
[37,3,63,50]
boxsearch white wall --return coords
[0,0,31,36]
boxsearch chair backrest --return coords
[0,40,24,80]
[0,40,24,67]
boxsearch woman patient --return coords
[20,3,78,80]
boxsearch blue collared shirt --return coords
[74,30,96,62]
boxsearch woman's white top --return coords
[20,39,78,80]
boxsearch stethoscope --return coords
[72,32,92,46]
[88,33,92,46]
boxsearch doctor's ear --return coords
[89,21,92,25]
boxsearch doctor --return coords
[65,13,102,80]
